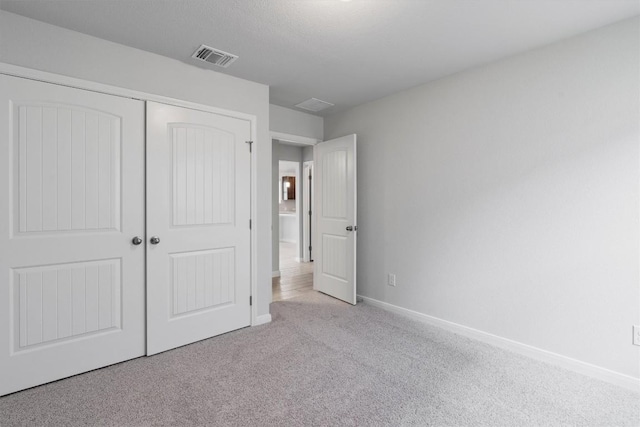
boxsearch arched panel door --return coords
[145,102,252,355]
[313,134,357,305]
[0,75,146,396]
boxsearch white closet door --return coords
[313,134,357,305]
[0,75,146,396]
[146,102,251,356]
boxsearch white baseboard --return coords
[272,271,280,278]
[358,295,640,393]
[254,314,272,326]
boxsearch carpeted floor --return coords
[1,291,638,426]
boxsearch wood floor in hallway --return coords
[272,242,314,302]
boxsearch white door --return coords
[0,75,146,396]
[313,134,357,304]
[146,102,252,355]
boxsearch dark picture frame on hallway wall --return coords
[282,176,295,200]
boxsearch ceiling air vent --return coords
[295,98,334,113]
[192,44,238,68]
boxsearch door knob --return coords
[346,226,356,231]
[150,236,161,245]
[131,236,143,245]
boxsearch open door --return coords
[313,134,357,305]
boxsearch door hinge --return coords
[249,219,252,229]
[309,246,312,251]
[245,140,253,152]
[249,296,252,306]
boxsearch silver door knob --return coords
[346,226,354,231]
[150,236,161,245]
[131,236,143,245]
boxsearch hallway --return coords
[272,242,314,301]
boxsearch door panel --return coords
[313,135,357,304]
[0,75,146,396]
[146,102,251,356]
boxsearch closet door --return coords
[146,102,251,355]
[0,75,146,396]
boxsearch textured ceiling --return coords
[1,1,638,116]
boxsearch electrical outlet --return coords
[633,325,640,346]
[387,273,396,287]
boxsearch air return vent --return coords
[295,98,335,112]
[192,44,238,68]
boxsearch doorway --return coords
[270,134,358,305]
[272,141,315,301]
[278,160,300,262]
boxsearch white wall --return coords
[0,11,272,319]
[270,104,323,141]
[325,17,640,379]
[302,146,313,162]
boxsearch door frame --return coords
[270,132,320,282]
[0,63,261,327]
[302,161,314,262]
[270,131,319,147]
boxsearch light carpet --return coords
[0,291,638,426]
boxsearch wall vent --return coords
[191,44,238,68]
[295,98,334,113]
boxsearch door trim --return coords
[0,62,261,327]
[270,131,320,146]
